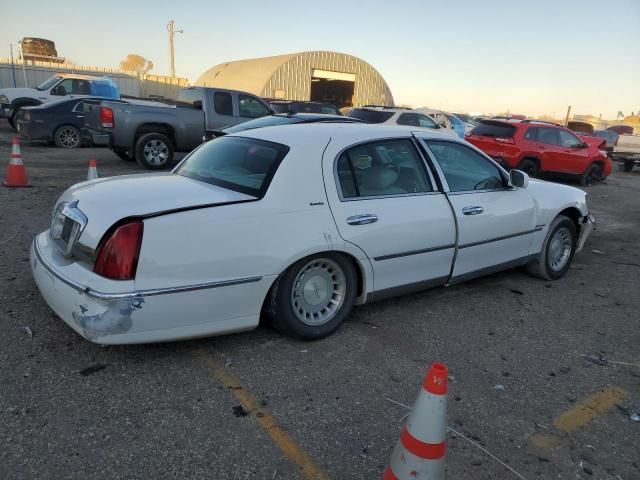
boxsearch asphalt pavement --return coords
[0,124,639,479]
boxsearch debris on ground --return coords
[493,384,505,391]
[593,290,608,298]
[232,405,248,417]
[23,326,33,338]
[509,288,524,295]
[592,249,606,255]
[79,363,108,376]
[631,413,640,423]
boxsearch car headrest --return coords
[361,166,399,191]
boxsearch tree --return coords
[119,54,153,74]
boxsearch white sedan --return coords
[31,123,595,344]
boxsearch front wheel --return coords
[134,133,174,170]
[266,254,357,340]
[580,163,601,186]
[526,215,577,280]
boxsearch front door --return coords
[324,138,456,294]
[558,129,590,173]
[418,138,537,281]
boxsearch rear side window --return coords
[176,136,289,198]
[470,121,516,138]
[336,139,432,199]
[347,109,394,124]
[214,92,233,116]
[397,113,438,128]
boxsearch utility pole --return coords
[17,41,28,87]
[564,105,571,126]
[9,44,17,87]
[167,20,183,78]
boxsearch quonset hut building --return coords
[195,51,394,109]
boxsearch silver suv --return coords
[347,106,456,136]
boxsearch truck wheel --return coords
[53,125,82,149]
[134,133,174,170]
[113,149,134,162]
[517,159,538,178]
[622,160,634,172]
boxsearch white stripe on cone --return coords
[87,161,98,180]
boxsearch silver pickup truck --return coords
[83,87,272,169]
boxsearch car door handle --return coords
[347,214,378,225]
[462,206,483,216]
[76,115,84,118]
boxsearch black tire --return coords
[8,110,18,130]
[53,125,82,149]
[580,163,601,187]
[622,160,634,172]
[517,158,539,177]
[113,149,134,162]
[526,215,577,281]
[134,133,174,170]
[266,253,357,340]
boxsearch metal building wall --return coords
[263,51,394,107]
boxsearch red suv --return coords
[466,120,612,186]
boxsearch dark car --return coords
[209,113,363,138]
[16,97,109,148]
[268,100,341,115]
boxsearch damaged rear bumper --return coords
[576,214,596,253]
[30,232,268,344]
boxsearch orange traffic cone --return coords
[87,159,98,180]
[383,363,448,480]
[3,136,32,188]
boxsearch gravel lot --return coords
[1,123,639,480]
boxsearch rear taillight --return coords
[100,107,114,128]
[93,220,143,280]
[495,137,515,144]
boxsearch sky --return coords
[3,0,639,118]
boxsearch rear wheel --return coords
[622,160,634,172]
[8,110,18,130]
[134,133,174,170]
[53,125,81,149]
[517,159,538,177]
[526,215,577,280]
[266,253,357,340]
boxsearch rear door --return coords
[323,137,456,294]
[532,127,564,171]
[418,138,537,281]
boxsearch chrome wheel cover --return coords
[143,139,169,165]
[548,226,572,272]
[291,258,346,326]
[58,127,80,148]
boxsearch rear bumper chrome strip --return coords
[33,239,262,301]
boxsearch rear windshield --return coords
[176,136,289,197]
[223,115,297,134]
[469,121,516,138]
[348,109,395,124]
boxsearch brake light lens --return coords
[100,107,114,128]
[495,137,515,144]
[93,221,143,280]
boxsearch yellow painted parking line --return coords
[553,386,628,433]
[196,349,330,480]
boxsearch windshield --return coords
[223,115,297,134]
[176,136,290,197]
[36,75,61,91]
[348,109,394,123]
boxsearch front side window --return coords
[239,95,270,118]
[535,127,560,145]
[336,139,432,199]
[397,113,438,129]
[558,129,583,147]
[426,141,504,192]
[214,92,233,116]
[53,79,73,95]
[176,136,289,197]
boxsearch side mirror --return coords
[509,169,529,188]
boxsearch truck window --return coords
[177,89,204,109]
[214,92,233,116]
[239,95,269,118]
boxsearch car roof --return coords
[229,122,457,148]
[55,73,112,81]
[354,106,412,112]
